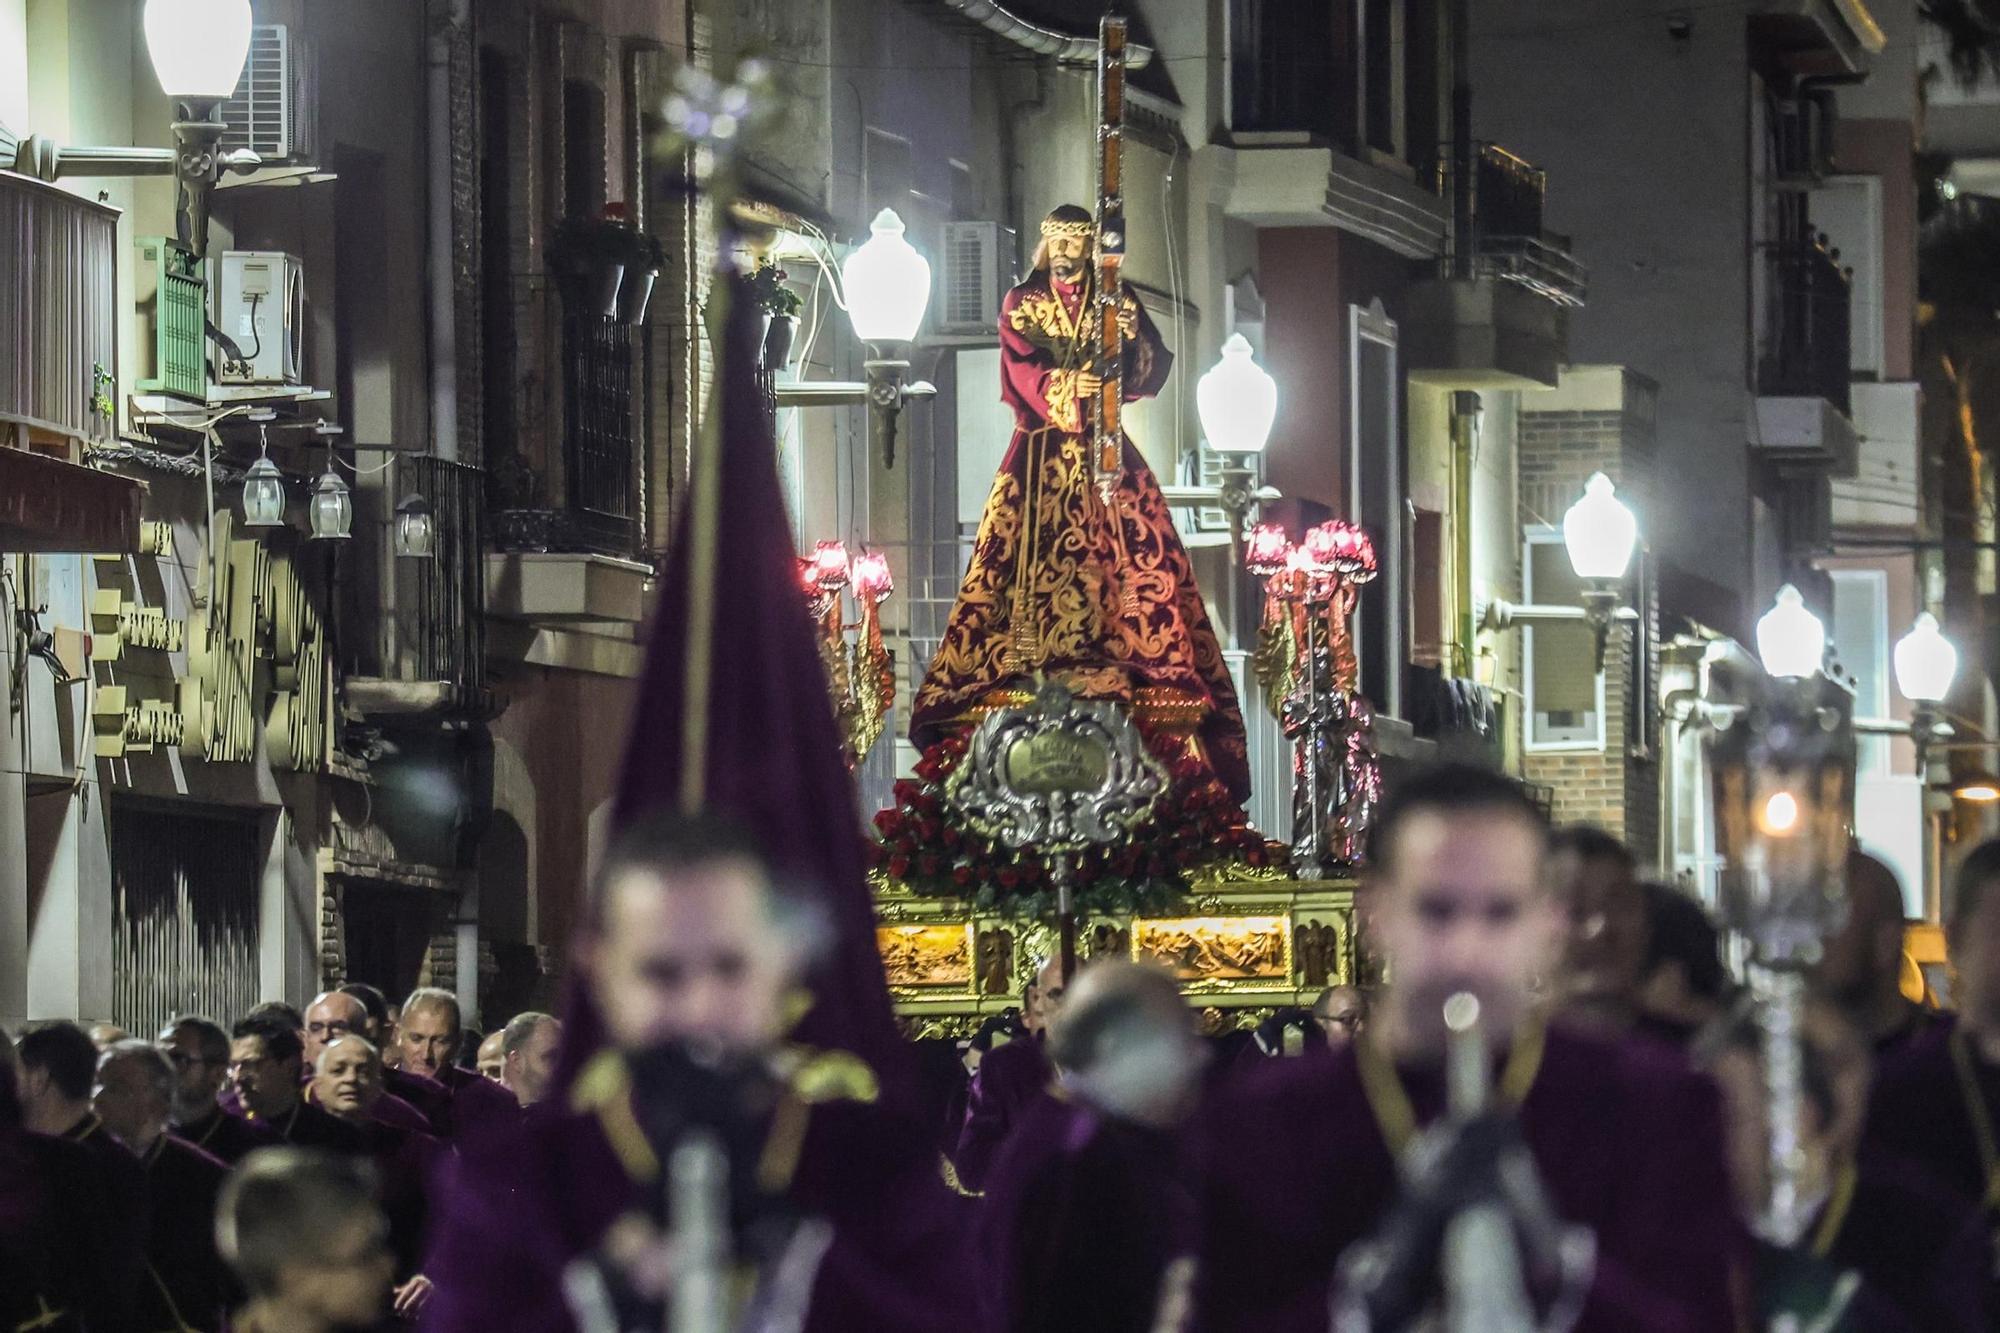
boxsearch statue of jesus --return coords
[910,204,1251,801]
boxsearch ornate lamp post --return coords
[0,0,259,255]
[1195,333,1279,547]
[1249,520,1381,879]
[1705,584,1854,1245]
[800,541,896,769]
[1481,472,1641,667]
[839,209,935,468]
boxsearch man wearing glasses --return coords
[159,1015,277,1164]
[1311,985,1367,1049]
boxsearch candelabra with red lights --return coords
[1247,520,1383,878]
[800,541,897,769]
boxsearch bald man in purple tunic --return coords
[422,812,971,1333]
[1189,764,1739,1332]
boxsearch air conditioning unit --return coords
[222,25,315,163]
[215,251,305,385]
[938,221,1012,335]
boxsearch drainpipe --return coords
[428,0,468,465]
[1450,0,1473,278]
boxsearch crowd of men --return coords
[2,981,561,1330]
[3,761,1998,1330]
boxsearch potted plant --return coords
[748,261,804,370]
[616,228,665,325]
[550,217,626,320]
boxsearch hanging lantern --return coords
[241,451,286,528]
[1562,472,1639,582]
[1755,584,1825,680]
[1197,333,1279,456]
[310,465,352,540]
[842,209,933,345]
[1892,612,1958,704]
[395,493,436,559]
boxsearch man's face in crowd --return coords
[230,1034,301,1119]
[1023,958,1068,1035]
[1046,232,1088,284]
[1313,987,1365,1048]
[304,993,367,1067]
[1366,809,1558,1055]
[159,1025,227,1121]
[93,1053,168,1148]
[314,1037,383,1124]
[1549,848,1649,1009]
[1954,878,2000,1034]
[476,1031,506,1082]
[584,858,797,1060]
[503,1021,562,1107]
[399,1004,459,1079]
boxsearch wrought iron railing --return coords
[1758,235,1851,414]
[560,315,639,553]
[1432,142,1588,307]
[402,456,486,691]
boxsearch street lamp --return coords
[1480,472,1641,665]
[841,208,934,468]
[143,0,259,258]
[1755,585,1827,681]
[1196,333,1278,546]
[0,0,257,245]
[1893,613,1957,705]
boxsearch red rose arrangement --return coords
[867,726,1277,916]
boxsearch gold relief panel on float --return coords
[876,924,975,994]
[1133,915,1290,986]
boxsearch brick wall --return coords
[1518,391,1663,865]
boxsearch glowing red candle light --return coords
[810,539,851,592]
[851,551,894,603]
[1244,523,1292,578]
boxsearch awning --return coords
[0,447,144,553]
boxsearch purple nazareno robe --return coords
[420,1052,974,1333]
[1189,1023,1739,1332]
[975,1094,1195,1333]
[955,1036,1055,1193]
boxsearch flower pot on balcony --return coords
[763,313,800,371]
[618,267,658,324]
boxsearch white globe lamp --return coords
[1893,612,1958,704]
[1756,584,1826,680]
[1562,472,1639,582]
[1197,334,1278,456]
[143,0,254,100]
[842,208,931,345]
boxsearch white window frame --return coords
[1830,567,1891,775]
[1523,525,1607,753]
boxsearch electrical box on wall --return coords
[215,251,305,385]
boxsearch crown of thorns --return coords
[1040,216,1094,238]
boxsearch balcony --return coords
[1219,0,1446,258]
[1753,234,1858,475]
[0,171,145,552]
[1748,0,1885,80]
[345,458,493,720]
[1404,145,1587,390]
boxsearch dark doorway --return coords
[340,882,444,1003]
[109,798,262,1035]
